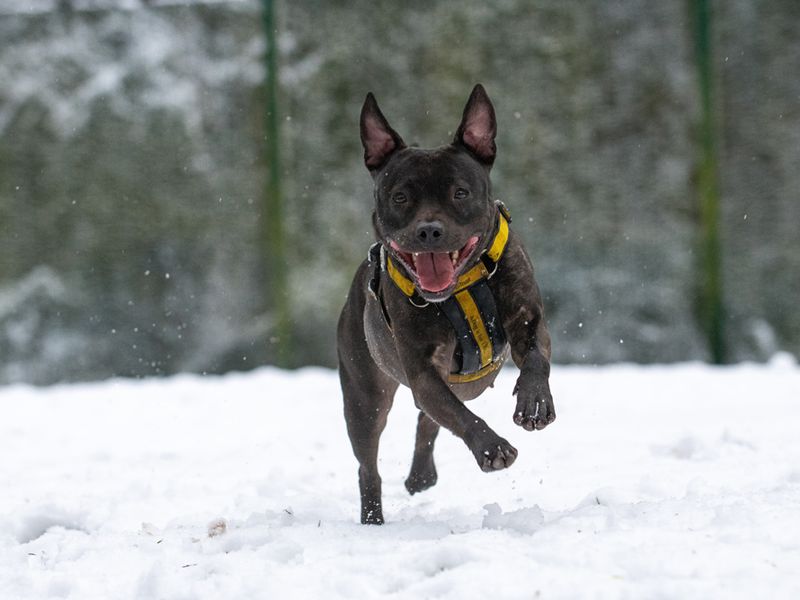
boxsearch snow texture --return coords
[2,361,799,598]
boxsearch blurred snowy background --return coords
[3,4,800,597]
[1,0,799,384]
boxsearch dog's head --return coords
[360,84,499,303]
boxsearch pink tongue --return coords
[415,252,455,292]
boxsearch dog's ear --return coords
[453,84,497,165]
[360,93,406,172]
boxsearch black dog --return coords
[337,84,555,525]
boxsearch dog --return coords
[337,84,555,524]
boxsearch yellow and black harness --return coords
[368,202,512,384]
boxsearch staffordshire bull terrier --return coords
[338,84,555,524]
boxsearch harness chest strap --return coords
[443,282,506,383]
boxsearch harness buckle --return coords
[495,199,512,223]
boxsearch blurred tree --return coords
[692,0,726,364]
[261,0,292,366]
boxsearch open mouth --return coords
[389,236,481,295]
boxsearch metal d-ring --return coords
[486,257,499,279]
[409,296,429,308]
[480,250,500,280]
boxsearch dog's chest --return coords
[363,295,409,385]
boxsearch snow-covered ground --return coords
[2,360,800,599]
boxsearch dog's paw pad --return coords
[479,442,517,472]
[514,394,556,431]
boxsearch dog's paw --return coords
[476,439,518,472]
[513,388,556,431]
[361,506,385,525]
[404,464,438,495]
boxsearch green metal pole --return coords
[692,0,726,364]
[262,0,291,366]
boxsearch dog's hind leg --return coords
[405,411,440,495]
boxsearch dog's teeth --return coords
[451,250,459,266]
[412,253,419,267]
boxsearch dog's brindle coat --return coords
[338,85,555,524]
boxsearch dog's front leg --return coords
[509,316,556,431]
[404,363,517,472]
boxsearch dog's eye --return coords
[392,192,407,204]
[454,188,470,200]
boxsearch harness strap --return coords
[486,205,510,263]
[440,279,507,381]
[367,242,383,300]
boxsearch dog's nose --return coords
[416,221,444,243]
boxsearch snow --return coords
[2,361,800,598]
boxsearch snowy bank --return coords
[2,362,799,599]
